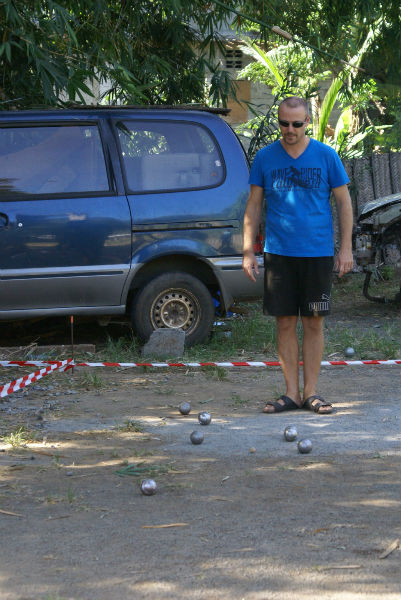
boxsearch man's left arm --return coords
[332,184,354,278]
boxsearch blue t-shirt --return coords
[249,138,349,257]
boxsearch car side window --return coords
[0,124,109,196]
[116,120,224,192]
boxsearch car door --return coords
[0,119,132,314]
[113,116,238,257]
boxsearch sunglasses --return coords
[278,119,306,128]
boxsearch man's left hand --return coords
[334,248,354,278]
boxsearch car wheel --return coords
[131,272,215,347]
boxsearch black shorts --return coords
[263,253,334,317]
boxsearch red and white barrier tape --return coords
[0,360,72,399]
[1,359,400,369]
[1,358,399,400]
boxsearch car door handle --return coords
[0,213,9,228]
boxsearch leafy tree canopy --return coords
[0,0,240,108]
[232,0,400,85]
[228,0,400,156]
[0,0,399,110]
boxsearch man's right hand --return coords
[242,185,264,283]
[242,250,259,282]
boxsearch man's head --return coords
[278,97,310,147]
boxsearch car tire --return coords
[131,272,215,347]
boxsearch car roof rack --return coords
[66,103,231,116]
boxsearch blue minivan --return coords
[0,107,263,345]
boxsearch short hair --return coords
[279,96,309,116]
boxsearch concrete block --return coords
[141,328,185,359]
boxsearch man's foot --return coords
[302,395,333,414]
[263,395,301,413]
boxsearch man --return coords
[242,96,354,414]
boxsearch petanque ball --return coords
[297,439,312,454]
[198,411,211,426]
[140,478,157,496]
[178,401,191,415]
[190,430,204,445]
[345,347,355,357]
[284,425,297,442]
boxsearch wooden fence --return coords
[332,152,401,250]
[343,151,401,216]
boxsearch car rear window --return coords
[0,124,109,196]
[116,120,224,193]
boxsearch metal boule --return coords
[345,347,355,357]
[140,478,157,495]
[198,411,211,426]
[178,401,191,415]
[190,430,204,445]
[297,439,312,454]
[284,425,297,441]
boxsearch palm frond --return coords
[240,37,284,88]
[317,20,382,142]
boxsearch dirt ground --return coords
[0,292,400,600]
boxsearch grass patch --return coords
[189,306,277,361]
[78,372,105,389]
[118,419,145,433]
[89,276,399,365]
[1,426,36,448]
[154,386,175,395]
[331,272,366,301]
[332,270,400,305]
[201,365,228,380]
[65,485,76,503]
[51,453,63,469]
[99,333,141,362]
[325,321,400,359]
[357,328,400,359]
[131,449,154,457]
[231,392,248,407]
[115,462,173,478]
[94,303,277,364]
[365,267,400,299]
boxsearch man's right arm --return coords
[242,184,264,282]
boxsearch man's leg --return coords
[301,315,331,413]
[263,315,301,413]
